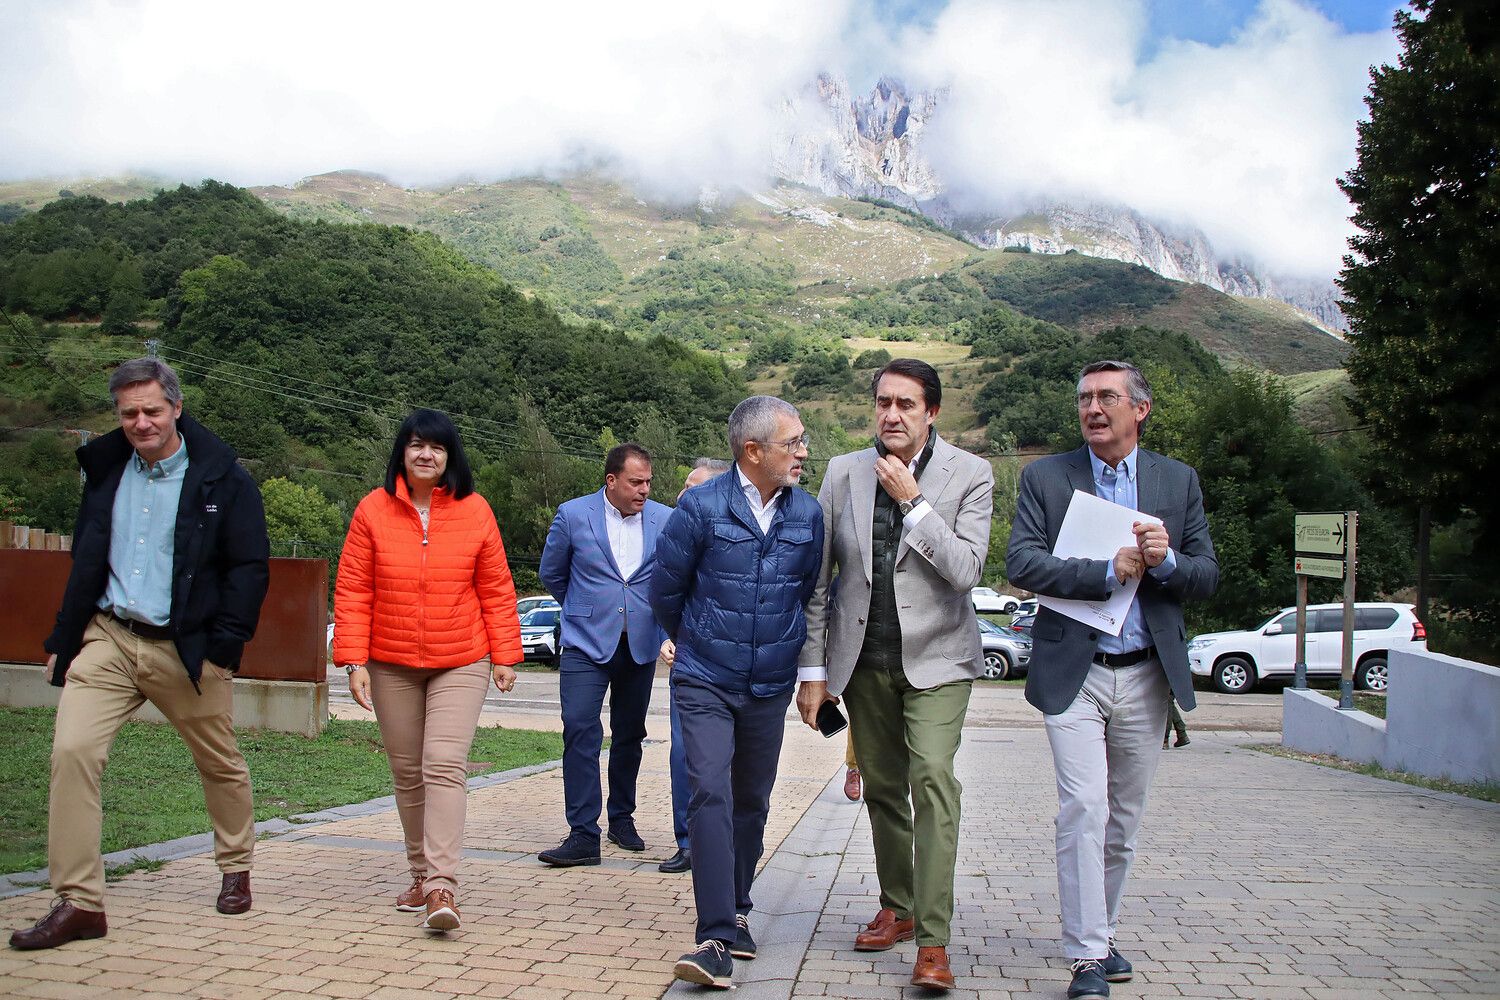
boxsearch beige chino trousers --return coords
[50,613,255,911]
[367,657,491,894]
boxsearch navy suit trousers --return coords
[558,637,655,840]
[675,673,791,945]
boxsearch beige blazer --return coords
[800,434,994,694]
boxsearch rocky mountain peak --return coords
[772,74,1347,333]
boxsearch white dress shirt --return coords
[603,497,644,579]
[737,467,783,534]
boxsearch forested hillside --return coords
[0,182,744,574]
[0,181,1414,633]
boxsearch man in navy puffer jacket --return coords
[651,395,823,990]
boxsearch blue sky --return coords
[874,0,1404,43]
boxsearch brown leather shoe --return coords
[9,899,107,950]
[911,946,955,991]
[422,888,460,931]
[396,872,426,911]
[843,767,862,801]
[854,907,915,951]
[216,871,252,915]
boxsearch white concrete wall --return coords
[1383,649,1500,784]
[1282,648,1500,785]
[0,663,328,738]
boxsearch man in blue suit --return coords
[538,443,672,867]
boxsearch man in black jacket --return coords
[9,358,270,951]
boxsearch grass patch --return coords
[1252,743,1500,803]
[105,856,166,882]
[0,708,563,876]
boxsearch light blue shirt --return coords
[100,437,189,626]
[1091,446,1175,655]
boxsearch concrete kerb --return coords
[0,755,564,900]
[666,769,865,1000]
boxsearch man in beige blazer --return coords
[797,358,993,992]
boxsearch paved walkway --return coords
[2,710,1496,999]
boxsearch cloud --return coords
[0,0,853,193]
[894,0,1399,275]
[0,0,1397,278]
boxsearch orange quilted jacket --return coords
[333,479,522,669]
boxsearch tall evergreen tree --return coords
[1337,3,1500,568]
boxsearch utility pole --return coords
[64,428,93,484]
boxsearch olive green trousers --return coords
[843,664,972,947]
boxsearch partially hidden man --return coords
[538,443,671,866]
[797,358,993,993]
[11,357,269,951]
[650,396,823,990]
[1006,360,1217,1000]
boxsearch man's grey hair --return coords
[728,395,799,459]
[693,457,732,474]
[109,357,183,407]
[1077,359,1152,433]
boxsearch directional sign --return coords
[1295,513,1347,556]
[1295,555,1345,580]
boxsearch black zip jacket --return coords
[43,413,270,688]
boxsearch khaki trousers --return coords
[367,657,491,894]
[843,665,972,947]
[51,613,255,911]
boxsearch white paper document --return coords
[1037,490,1163,636]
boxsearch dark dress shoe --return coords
[854,907,916,951]
[606,822,645,852]
[1101,945,1133,982]
[911,946,955,991]
[217,871,252,914]
[1068,958,1110,999]
[658,848,691,873]
[9,900,107,950]
[538,834,602,867]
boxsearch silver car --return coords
[978,617,1031,680]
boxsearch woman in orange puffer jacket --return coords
[333,408,522,934]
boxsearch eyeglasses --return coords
[758,433,811,452]
[1077,391,1130,409]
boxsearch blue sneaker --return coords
[675,940,733,989]
[730,914,757,959]
[1068,958,1110,999]
[1101,944,1133,982]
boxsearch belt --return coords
[108,611,173,641]
[1093,645,1155,668]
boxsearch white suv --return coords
[971,587,1021,614]
[1188,602,1427,694]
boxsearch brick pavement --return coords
[2,717,1497,999]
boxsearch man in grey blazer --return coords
[798,358,993,993]
[1007,360,1217,1000]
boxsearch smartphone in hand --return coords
[815,700,848,738]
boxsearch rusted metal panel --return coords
[0,550,328,682]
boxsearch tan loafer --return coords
[854,907,915,951]
[911,945,954,991]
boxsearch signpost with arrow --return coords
[1292,511,1358,708]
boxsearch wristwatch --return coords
[345,664,362,675]
[897,493,925,516]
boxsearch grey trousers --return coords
[1043,658,1170,960]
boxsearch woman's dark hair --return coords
[384,409,475,499]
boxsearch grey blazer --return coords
[800,434,994,694]
[1006,445,1218,715]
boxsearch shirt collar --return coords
[1089,445,1137,483]
[736,466,782,507]
[133,436,187,478]
[603,495,638,524]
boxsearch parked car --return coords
[520,606,562,664]
[1188,602,1427,694]
[1007,612,1035,639]
[1014,598,1038,619]
[971,586,1021,614]
[516,595,560,618]
[978,617,1032,680]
